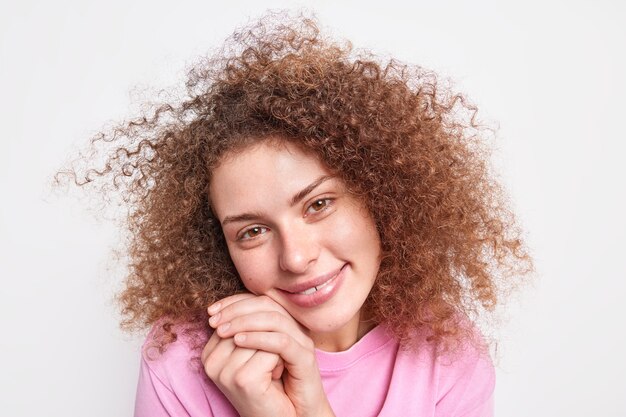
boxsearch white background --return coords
[1,0,625,416]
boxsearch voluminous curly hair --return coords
[61,14,531,353]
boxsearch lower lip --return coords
[281,264,348,308]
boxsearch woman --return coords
[66,14,531,416]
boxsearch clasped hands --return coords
[201,293,336,417]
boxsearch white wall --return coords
[1,1,624,415]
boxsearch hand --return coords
[202,328,294,417]
[203,293,335,417]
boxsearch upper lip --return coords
[280,264,346,294]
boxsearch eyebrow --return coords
[221,175,335,226]
[289,175,334,206]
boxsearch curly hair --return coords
[60,14,532,354]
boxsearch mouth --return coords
[294,272,339,295]
[284,264,347,294]
[279,264,348,308]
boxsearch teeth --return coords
[297,275,335,295]
[300,287,318,295]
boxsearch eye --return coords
[239,226,268,240]
[306,198,332,214]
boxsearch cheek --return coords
[332,209,381,258]
[229,249,276,294]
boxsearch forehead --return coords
[209,141,331,218]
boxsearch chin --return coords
[297,310,359,335]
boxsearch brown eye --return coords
[306,198,331,214]
[240,226,268,240]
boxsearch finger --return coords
[209,294,285,321]
[202,336,239,379]
[233,331,316,379]
[216,310,310,347]
[209,295,293,329]
[272,357,285,380]
[207,292,256,316]
[201,331,223,363]
[231,350,282,392]
[217,345,258,385]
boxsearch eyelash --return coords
[238,226,269,240]
[236,198,335,241]
[305,198,333,215]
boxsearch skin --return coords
[202,140,382,417]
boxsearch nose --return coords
[278,226,319,274]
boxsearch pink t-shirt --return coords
[135,324,494,416]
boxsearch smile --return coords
[280,264,348,308]
[296,274,337,295]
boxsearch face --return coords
[209,140,382,349]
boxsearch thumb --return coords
[271,357,285,380]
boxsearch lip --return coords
[279,264,348,308]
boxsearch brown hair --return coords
[60,14,532,353]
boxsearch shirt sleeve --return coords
[134,353,193,417]
[435,343,496,417]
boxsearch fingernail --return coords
[217,322,230,334]
[208,303,221,315]
[234,333,246,343]
[209,313,221,327]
